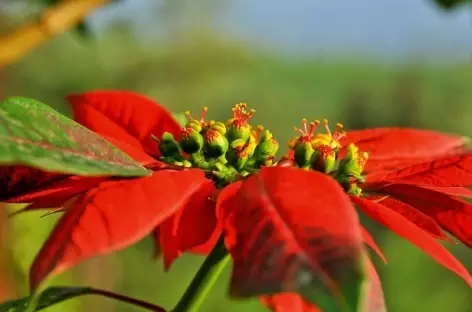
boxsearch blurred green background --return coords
[1,0,472,311]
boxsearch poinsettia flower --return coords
[67,98,472,310]
[3,91,472,312]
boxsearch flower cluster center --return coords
[286,118,368,195]
[157,104,279,188]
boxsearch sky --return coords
[89,0,472,62]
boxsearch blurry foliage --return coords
[0,0,471,311]
[432,0,472,9]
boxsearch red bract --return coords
[214,167,372,312]
[339,127,469,172]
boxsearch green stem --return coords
[172,235,230,312]
[25,293,40,312]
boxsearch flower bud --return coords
[203,129,229,159]
[158,132,181,157]
[226,103,255,143]
[311,146,337,173]
[184,107,208,133]
[253,129,279,167]
[179,127,204,154]
[208,120,227,135]
[227,139,251,170]
[338,143,369,179]
[293,141,314,169]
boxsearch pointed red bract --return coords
[365,196,451,241]
[4,176,104,205]
[360,226,387,263]
[374,183,472,247]
[363,257,386,312]
[100,135,158,167]
[29,169,207,292]
[260,293,321,312]
[339,128,468,172]
[67,90,181,157]
[159,180,220,270]
[350,196,472,287]
[419,186,472,198]
[365,154,472,187]
[0,166,65,202]
[218,166,365,310]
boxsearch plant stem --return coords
[91,288,167,312]
[172,235,230,312]
[25,292,40,312]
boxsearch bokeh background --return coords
[1,0,472,311]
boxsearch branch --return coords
[0,0,111,68]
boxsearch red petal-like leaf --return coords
[100,135,158,167]
[29,169,207,291]
[68,90,181,157]
[362,257,386,312]
[0,166,65,202]
[420,186,472,198]
[374,183,472,247]
[350,195,472,287]
[218,167,366,311]
[360,226,387,263]
[340,128,468,172]
[364,196,451,241]
[8,196,79,218]
[4,176,104,204]
[159,180,220,270]
[365,154,472,187]
[260,293,321,312]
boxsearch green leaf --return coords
[0,97,151,177]
[0,287,92,312]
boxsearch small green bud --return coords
[253,129,279,167]
[185,119,203,133]
[227,139,252,170]
[338,143,369,179]
[158,132,181,157]
[203,129,229,159]
[347,183,363,196]
[225,103,255,143]
[184,107,208,133]
[208,120,227,135]
[179,127,204,154]
[293,141,314,169]
[311,146,337,173]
